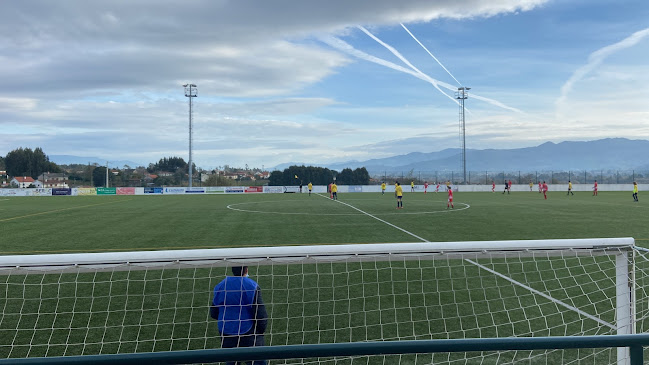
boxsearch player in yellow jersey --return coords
[529,180,533,192]
[331,182,338,200]
[395,182,403,209]
[445,180,451,191]
[567,180,574,196]
[307,182,313,196]
[633,182,639,202]
[411,181,415,192]
[381,182,386,195]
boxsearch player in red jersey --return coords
[446,186,454,209]
[491,180,495,192]
[538,181,542,193]
[424,181,428,194]
[542,181,548,200]
[508,180,512,193]
[593,180,598,196]
[435,182,440,193]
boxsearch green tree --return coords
[5,147,61,178]
[92,166,110,187]
[147,157,191,174]
[268,170,284,186]
[352,167,370,185]
[269,165,337,186]
[336,168,354,185]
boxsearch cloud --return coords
[0,1,548,98]
[557,27,649,109]
[0,97,38,111]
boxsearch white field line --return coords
[318,193,612,329]
[316,193,430,242]
[226,199,469,216]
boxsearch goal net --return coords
[0,237,646,364]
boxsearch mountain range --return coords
[274,138,649,173]
[49,155,143,169]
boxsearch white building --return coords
[10,176,35,188]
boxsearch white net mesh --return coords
[0,239,645,364]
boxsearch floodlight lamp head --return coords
[184,83,197,97]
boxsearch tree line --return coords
[3,147,61,178]
[268,165,370,186]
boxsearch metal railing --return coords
[2,334,648,365]
[373,170,649,185]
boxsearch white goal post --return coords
[0,237,642,364]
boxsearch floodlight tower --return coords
[456,86,470,185]
[183,83,197,188]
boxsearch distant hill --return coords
[50,155,144,168]
[274,138,649,173]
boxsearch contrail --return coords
[319,34,460,106]
[400,23,462,87]
[353,27,523,113]
[557,27,649,108]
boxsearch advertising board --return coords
[0,189,31,196]
[76,188,97,196]
[51,188,71,196]
[185,188,205,194]
[96,187,116,195]
[284,186,301,193]
[33,188,54,196]
[205,187,226,194]
[163,187,186,194]
[263,186,284,194]
[144,187,163,194]
[245,186,263,193]
[116,187,135,195]
[225,187,245,193]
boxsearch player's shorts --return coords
[448,198,453,202]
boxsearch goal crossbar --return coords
[0,237,635,274]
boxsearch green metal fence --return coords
[2,334,648,365]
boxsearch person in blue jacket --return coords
[211,266,268,365]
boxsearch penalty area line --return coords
[316,193,429,242]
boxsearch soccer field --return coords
[1,191,648,363]
[1,190,647,254]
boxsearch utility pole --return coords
[456,87,470,185]
[183,84,197,188]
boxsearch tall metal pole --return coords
[105,161,109,187]
[184,84,197,188]
[456,87,470,185]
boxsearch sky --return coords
[1,0,648,170]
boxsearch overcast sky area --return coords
[1,0,648,169]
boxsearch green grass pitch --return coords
[0,191,647,362]
[1,190,647,253]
